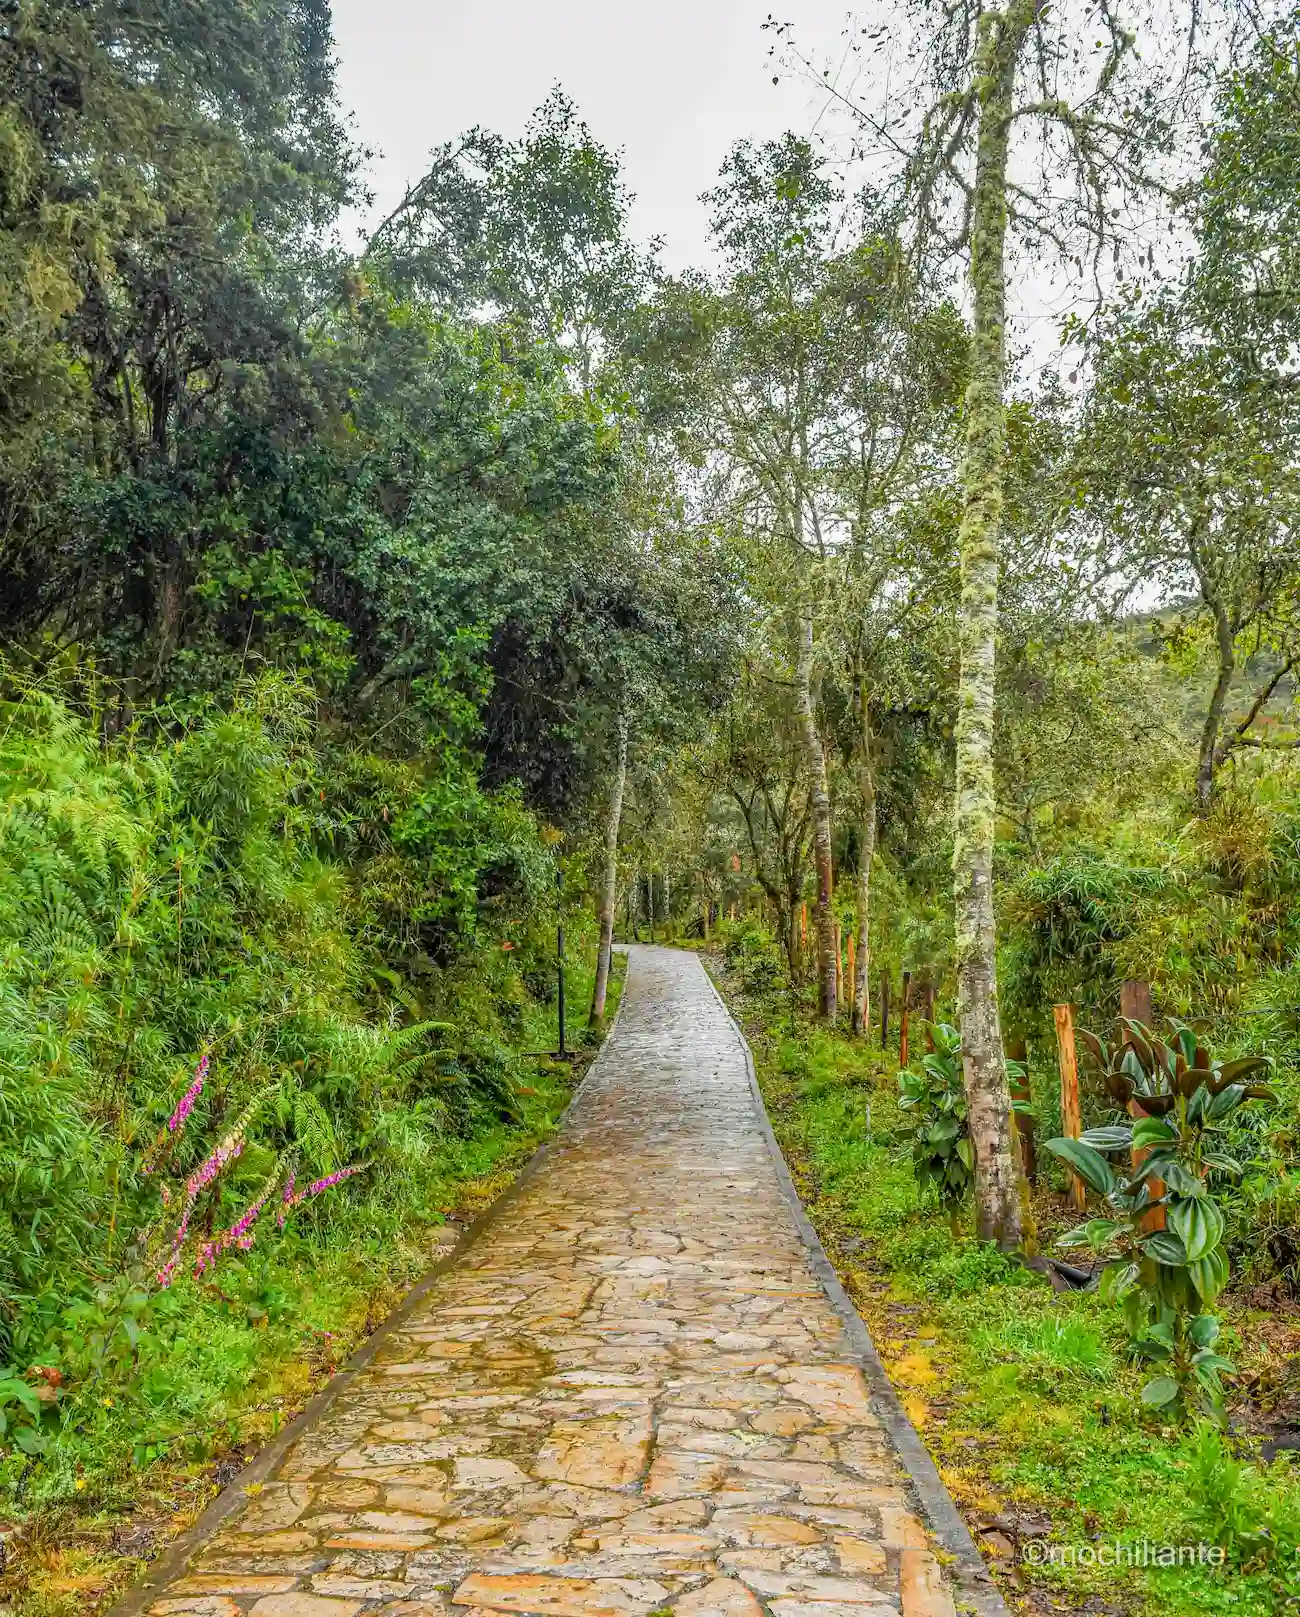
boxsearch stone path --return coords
[126,947,962,1617]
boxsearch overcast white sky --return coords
[330,0,854,273]
[328,0,1115,387]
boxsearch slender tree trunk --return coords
[589,707,629,1030]
[851,660,876,1036]
[1195,605,1236,813]
[950,4,1032,1251]
[795,602,836,1020]
[786,899,801,979]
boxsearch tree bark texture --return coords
[850,661,876,1036]
[795,601,836,1021]
[588,706,629,1030]
[1195,603,1236,813]
[951,1,1032,1251]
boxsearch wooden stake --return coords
[899,970,912,1070]
[800,902,808,947]
[1120,979,1165,1231]
[833,923,842,1008]
[1053,1003,1086,1211]
[1006,1033,1036,1183]
[1120,978,1153,1027]
[880,972,890,1050]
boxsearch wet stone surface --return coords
[143,947,954,1617]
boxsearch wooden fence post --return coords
[1120,978,1152,1027]
[1120,979,1166,1231]
[1053,1003,1086,1211]
[1006,1033,1036,1183]
[880,973,890,1050]
[899,970,912,1071]
[920,977,936,1051]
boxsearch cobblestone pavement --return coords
[131,947,956,1617]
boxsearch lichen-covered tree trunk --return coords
[851,663,876,1036]
[588,705,629,1030]
[795,602,836,1020]
[951,3,1032,1251]
[1195,604,1236,813]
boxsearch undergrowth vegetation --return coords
[0,670,617,1530]
[712,940,1300,1616]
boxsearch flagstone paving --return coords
[132,946,959,1617]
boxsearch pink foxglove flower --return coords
[193,1176,276,1279]
[276,1170,296,1230]
[168,1051,209,1133]
[154,1096,260,1288]
[142,1049,211,1176]
[278,1162,369,1225]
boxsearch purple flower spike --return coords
[167,1051,210,1134]
[304,1163,367,1197]
[278,1162,370,1228]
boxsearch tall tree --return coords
[638,141,961,1020]
[366,89,653,390]
[0,0,355,674]
[771,0,1244,1248]
[589,699,629,1030]
[1074,20,1300,809]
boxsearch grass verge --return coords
[708,957,1298,1617]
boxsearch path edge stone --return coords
[104,963,632,1617]
[699,955,1012,1617]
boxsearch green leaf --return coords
[1079,1125,1134,1153]
[1201,1151,1243,1177]
[1214,1056,1272,1085]
[1132,1115,1177,1148]
[1044,1137,1116,1195]
[1188,1246,1229,1303]
[13,1425,47,1455]
[1057,1224,1095,1248]
[1141,1374,1180,1408]
[1100,1260,1140,1302]
[1188,1314,1220,1350]
[1161,1160,1204,1197]
[1142,1230,1188,1266]
[1083,1218,1120,1244]
[0,1379,42,1418]
[1168,1196,1224,1264]
[1145,1319,1175,1351]
[956,1137,973,1170]
[1205,1085,1248,1121]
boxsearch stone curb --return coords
[105,967,632,1617]
[698,955,1012,1617]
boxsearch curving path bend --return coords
[119,947,973,1617]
